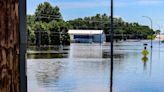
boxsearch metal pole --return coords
[142,16,153,48]
[157,25,161,46]
[159,32,161,46]
[110,0,114,92]
[110,0,114,60]
[19,0,27,92]
[150,18,153,48]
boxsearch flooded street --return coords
[27,40,164,92]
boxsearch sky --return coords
[27,0,164,33]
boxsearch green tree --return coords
[155,30,161,34]
[48,21,71,45]
[27,2,70,46]
[34,22,49,46]
[48,21,60,45]
[67,13,155,41]
[27,15,36,45]
[35,2,62,23]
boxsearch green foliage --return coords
[27,2,70,46]
[27,15,36,45]
[34,22,49,45]
[155,30,161,34]
[27,2,155,45]
[35,2,62,23]
[147,35,156,40]
[67,14,155,41]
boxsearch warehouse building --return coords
[155,34,164,40]
[68,30,106,43]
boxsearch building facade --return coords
[68,30,106,43]
[155,34,164,40]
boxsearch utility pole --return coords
[0,0,27,92]
[19,0,27,91]
[110,0,114,92]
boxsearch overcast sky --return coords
[27,0,164,32]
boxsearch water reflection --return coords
[110,55,113,92]
[70,43,125,59]
[150,48,153,76]
[35,61,65,86]
[70,44,103,58]
[103,51,124,59]
[141,46,149,71]
[28,41,164,92]
[27,46,70,59]
[142,56,148,71]
[158,46,160,61]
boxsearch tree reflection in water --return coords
[34,61,65,86]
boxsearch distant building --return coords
[68,30,106,43]
[155,34,164,40]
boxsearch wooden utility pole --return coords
[0,0,27,92]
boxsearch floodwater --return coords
[27,40,164,92]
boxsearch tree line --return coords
[68,14,155,41]
[27,2,71,46]
[27,2,155,45]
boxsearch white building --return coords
[155,34,164,40]
[68,30,106,43]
